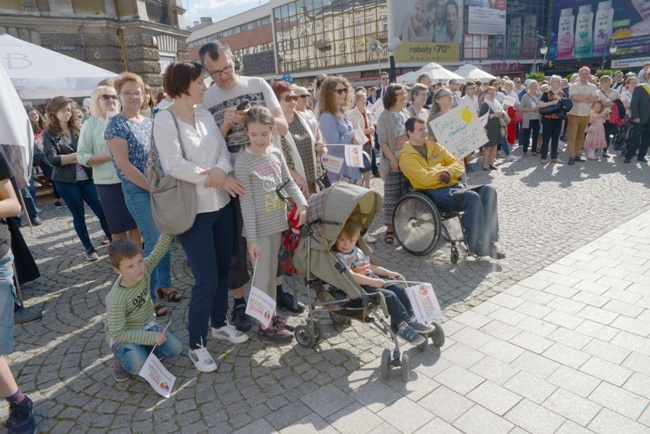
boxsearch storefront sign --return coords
[394,43,459,63]
[612,57,650,69]
[51,46,76,51]
[490,62,521,73]
[468,0,507,36]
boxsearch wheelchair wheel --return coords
[393,193,442,256]
[380,349,391,380]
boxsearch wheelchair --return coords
[391,188,469,263]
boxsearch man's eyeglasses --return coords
[122,91,143,98]
[334,88,348,95]
[282,95,299,102]
[101,94,118,101]
[206,63,233,79]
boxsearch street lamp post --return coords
[602,37,618,70]
[533,32,547,74]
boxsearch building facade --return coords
[188,0,559,82]
[0,0,190,89]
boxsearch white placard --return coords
[404,283,443,323]
[354,127,369,145]
[344,144,365,168]
[370,98,384,118]
[502,96,517,107]
[321,154,344,173]
[138,352,176,398]
[479,112,489,127]
[245,286,276,328]
[429,102,489,159]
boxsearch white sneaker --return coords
[211,322,249,344]
[363,234,377,243]
[505,155,516,162]
[188,345,218,373]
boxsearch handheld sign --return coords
[429,102,489,159]
[138,353,176,398]
[403,283,443,323]
[502,95,517,107]
[344,144,365,168]
[354,126,369,145]
[370,99,384,118]
[321,154,344,173]
[246,286,276,328]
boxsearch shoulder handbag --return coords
[146,111,197,235]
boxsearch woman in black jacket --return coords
[43,96,111,261]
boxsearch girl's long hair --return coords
[319,77,353,118]
[27,108,46,134]
[45,96,79,137]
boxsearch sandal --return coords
[153,303,167,317]
[100,237,111,246]
[384,231,395,244]
[156,287,182,302]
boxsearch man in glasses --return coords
[198,41,299,335]
[368,72,390,105]
[417,73,434,108]
[447,79,460,108]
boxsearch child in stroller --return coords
[333,217,434,345]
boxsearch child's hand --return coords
[387,272,403,280]
[200,167,227,188]
[248,242,260,261]
[296,205,308,227]
[221,176,245,197]
[155,332,167,346]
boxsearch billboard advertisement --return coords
[389,0,462,62]
[468,0,507,36]
[551,0,650,61]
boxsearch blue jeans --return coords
[362,282,413,326]
[111,330,183,375]
[56,179,111,251]
[0,251,15,355]
[423,185,499,256]
[177,204,234,349]
[500,137,511,156]
[122,181,171,302]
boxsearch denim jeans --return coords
[111,330,183,375]
[522,120,540,154]
[122,180,171,302]
[362,282,413,327]
[19,188,38,220]
[177,204,234,349]
[56,179,111,251]
[0,251,15,356]
[500,137,511,156]
[423,185,499,256]
[31,157,60,200]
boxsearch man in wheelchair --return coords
[398,117,505,259]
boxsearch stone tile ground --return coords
[2,151,650,433]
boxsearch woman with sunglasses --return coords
[77,85,141,247]
[272,81,325,195]
[43,96,112,261]
[318,77,362,185]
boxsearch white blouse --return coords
[153,108,232,214]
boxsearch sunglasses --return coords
[101,94,118,101]
[282,95,299,102]
[335,88,348,95]
[298,94,310,99]
[381,77,389,81]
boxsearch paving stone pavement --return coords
[2,150,650,433]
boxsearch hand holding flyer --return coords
[245,286,276,329]
[344,144,365,168]
[503,95,517,107]
[321,154,344,173]
[354,126,369,145]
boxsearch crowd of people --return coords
[2,38,649,433]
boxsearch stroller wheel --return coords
[417,335,428,352]
[329,311,350,326]
[310,319,324,344]
[450,247,459,264]
[428,321,445,348]
[380,349,391,380]
[294,325,316,348]
[401,353,411,383]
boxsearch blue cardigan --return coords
[319,111,361,180]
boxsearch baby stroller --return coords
[292,182,445,382]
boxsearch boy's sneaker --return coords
[231,304,252,332]
[113,359,129,382]
[54,201,63,209]
[272,315,295,332]
[84,248,99,262]
[407,318,434,334]
[211,322,249,344]
[188,345,218,373]
[258,324,293,344]
[398,323,426,346]
[5,397,36,434]
[277,291,305,313]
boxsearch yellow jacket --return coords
[399,140,465,190]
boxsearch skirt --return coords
[383,171,410,226]
[96,183,138,234]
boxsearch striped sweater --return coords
[234,147,307,244]
[104,234,174,346]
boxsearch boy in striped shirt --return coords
[104,234,184,382]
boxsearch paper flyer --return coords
[370,98,384,118]
[479,112,489,127]
[404,283,443,323]
[502,96,517,107]
[321,154,344,173]
[344,144,364,168]
[138,352,176,398]
[245,286,276,328]
[354,126,369,145]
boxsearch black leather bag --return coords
[539,103,562,116]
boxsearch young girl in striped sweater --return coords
[234,106,308,344]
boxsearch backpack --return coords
[610,100,625,126]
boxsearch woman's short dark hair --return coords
[163,62,204,98]
[383,84,406,109]
[271,81,293,100]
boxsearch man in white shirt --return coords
[566,67,600,165]
[638,62,650,84]
[198,40,301,333]
[459,81,479,113]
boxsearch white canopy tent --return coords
[0,34,117,99]
[411,62,463,82]
[453,64,497,83]
[396,71,420,84]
